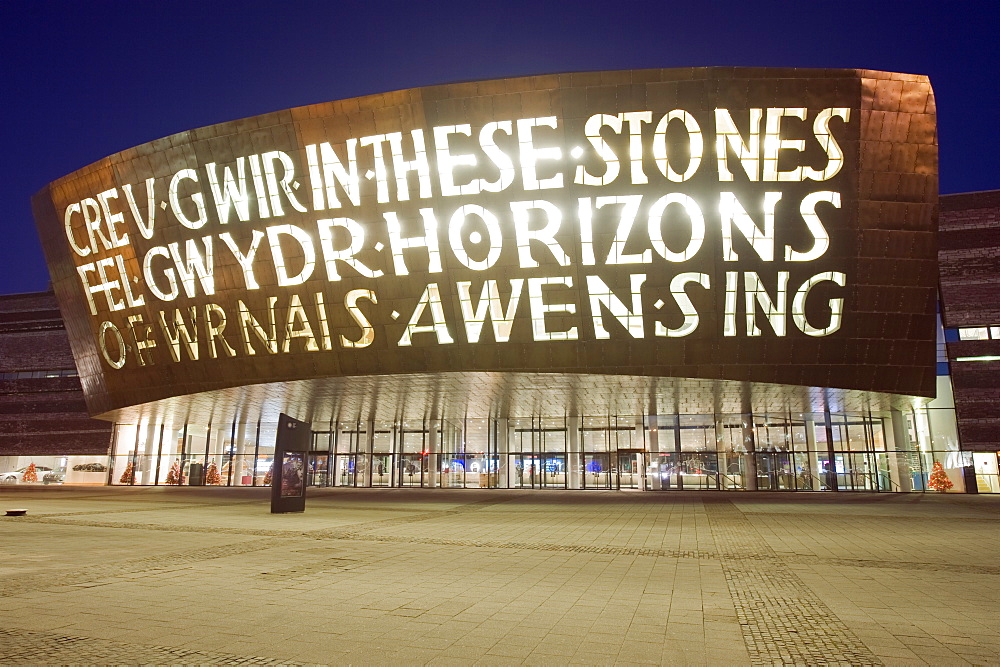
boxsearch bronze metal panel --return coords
[32,68,938,423]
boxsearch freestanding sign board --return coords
[271,412,310,513]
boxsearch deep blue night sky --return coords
[1,0,996,294]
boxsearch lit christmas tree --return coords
[928,461,953,492]
[119,461,135,485]
[164,460,181,485]
[205,462,222,485]
[22,462,37,483]
[263,464,273,486]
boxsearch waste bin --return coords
[188,462,204,486]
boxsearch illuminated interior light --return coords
[958,327,989,341]
[956,356,1000,362]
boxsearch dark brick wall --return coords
[0,291,112,456]
[940,191,1000,451]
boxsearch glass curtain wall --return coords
[107,407,967,492]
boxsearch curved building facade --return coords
[33,67,958,491]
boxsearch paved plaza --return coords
[1,486,999,665]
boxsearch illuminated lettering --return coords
[282,293,319,352]
[388,130,433,200]
[574,114,621,186]
[517,117,563,190]
[621,111,652,185]
[167,236,215,297]
[237,297,278,355]
[653,110,703,182]
[433,124,480,197]
[600,195,650,265]
[305,140,361,209]
[342,289,377,348]
[266,224,316,287]
[510,200,569,268]
[586,274,646,339]
[158,306,200,361]
[745,271,789,336]
[398,283,453,346]
[205,303,237,358]
[456,279,523,343]
[205,158,252,224]
[385,209,443,275]
[793,271,846,336]
[804,108,850,181]
[95,188,129,248]
[720,191,781,262]
[316,217,383,280]
[785,191,838,262]
[168,169,208,229]
[715,109,761,181]
[449,205,503,271]
[122,177,158,240]
[220,230,264,290]
[648,193,705,262]
[527,276,577,341]
[656,273,710,337]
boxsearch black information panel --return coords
[271,412,310,513]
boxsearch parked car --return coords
[0,465,63,484]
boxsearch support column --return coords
[426,419,440,488]
[648,415,662,490]
[805,417,823,491]
[567,416,582,489]
[138,422,159,485]
[742,415,758,491]
[889,410,913,492]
